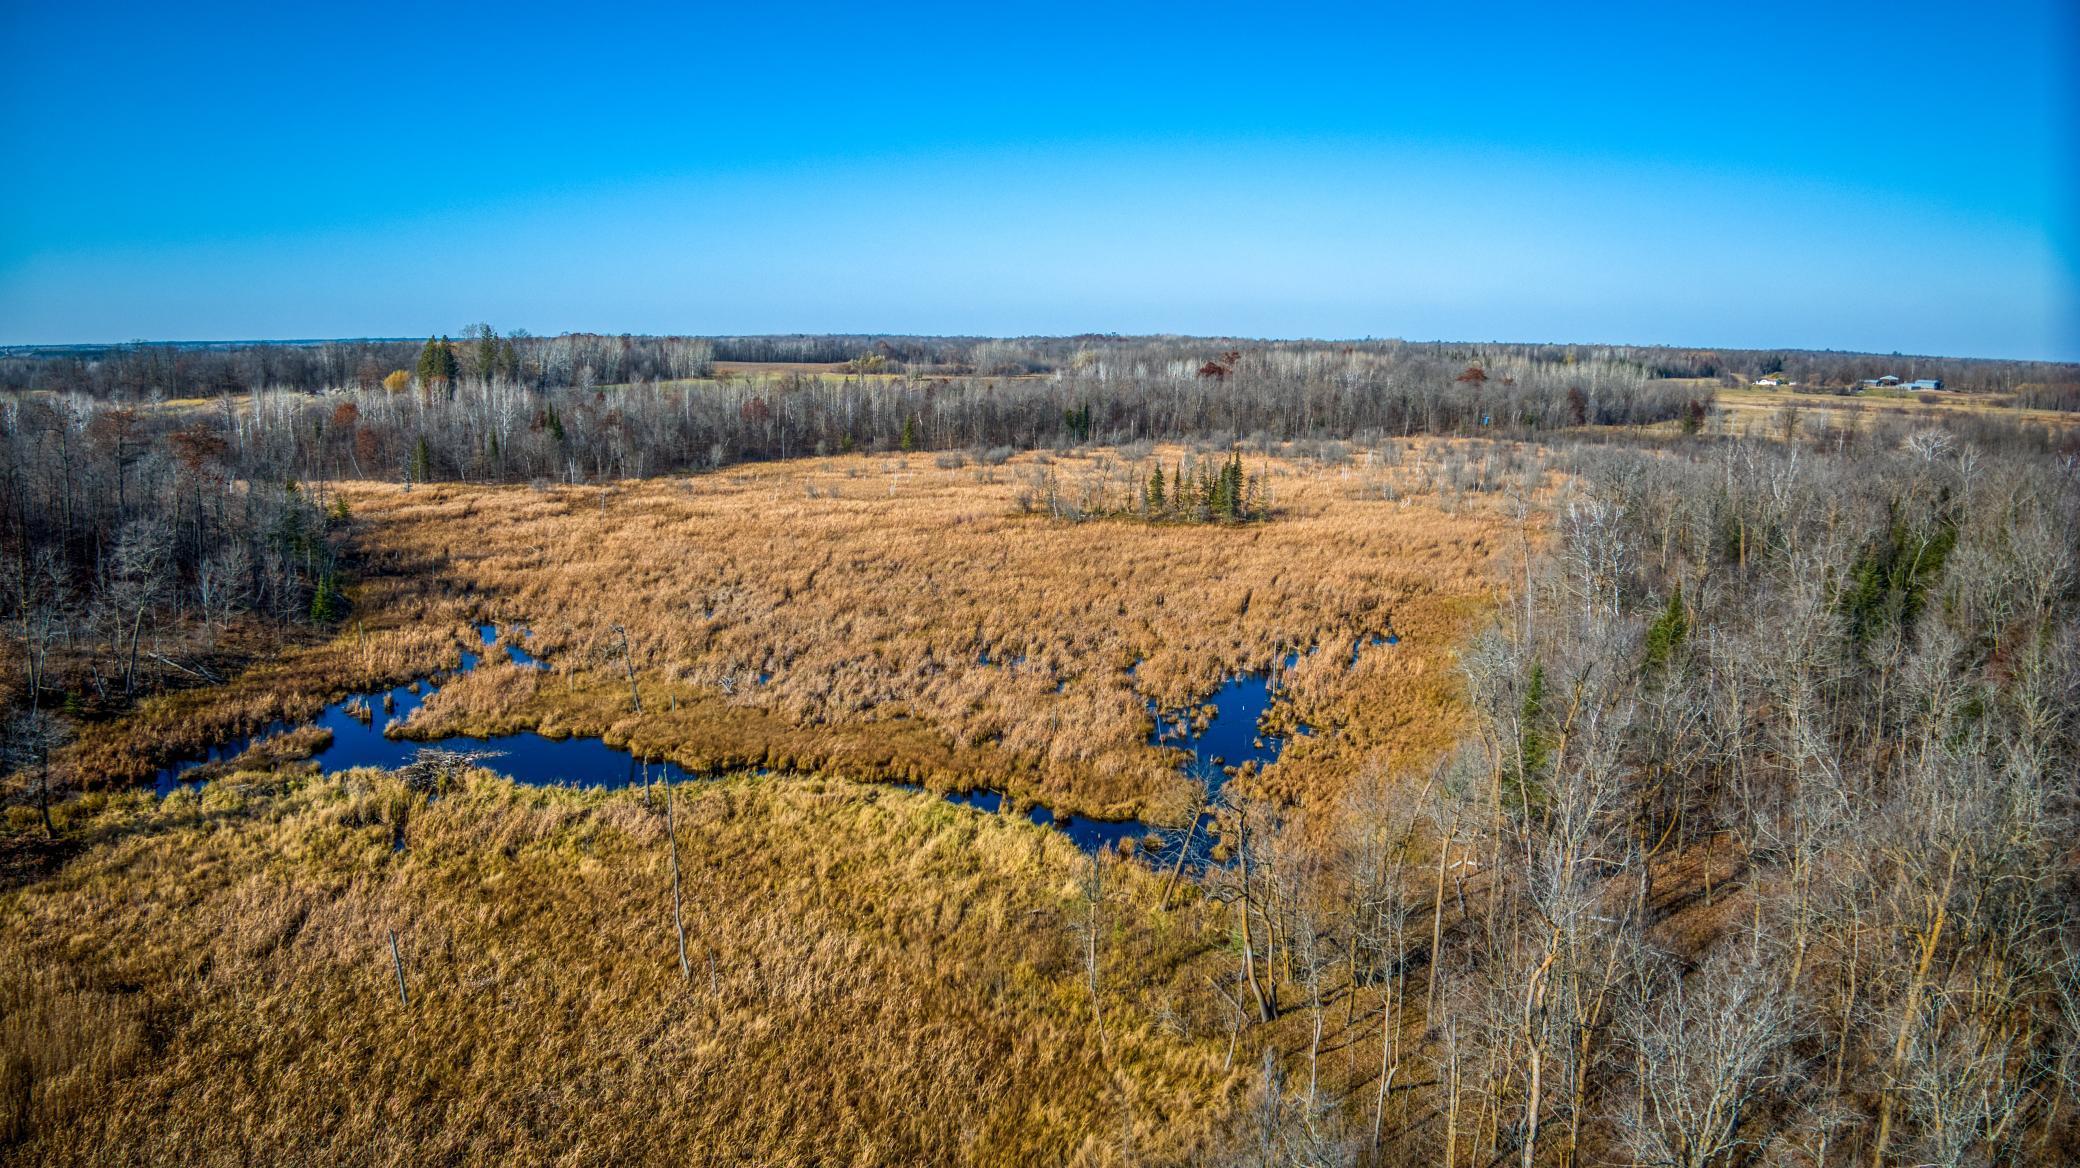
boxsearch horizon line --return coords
[3,332,2075,367]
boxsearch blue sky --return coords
[3,0,2074,359]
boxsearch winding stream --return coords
[154,625,1399,859]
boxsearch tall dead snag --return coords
[1237,817,1276,1023]
[1159,806,1201,911]
[388,928,410,1008]
[664,774,691,981]
[1083,852,1113,1065]
[612,623,642,712]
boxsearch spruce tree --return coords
[1642,584,1689,672]
[1513,662,1549,810]
[309,573,344,623]
[466,323,499,383]
[1146,463,1165,515]
[415,336,441,387]
[416,335,460,393]
[1213,454,1243,519]
[435,336,459,387]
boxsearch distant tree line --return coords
[6,333,2072,399]
[2014,379,2080,411]
[101,343,1703,488]
[0,330,718,398]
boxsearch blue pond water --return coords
[154,626,704,795]
[939,787,1156,855]
[1146,668,1284,795]
[155,624,1399,860]
[938,651,1310,859]
[1351,632,1399,663]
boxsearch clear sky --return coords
[3,0,2075,359]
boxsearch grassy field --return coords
[1694,380,2080,432]
[1,767,1252,1165]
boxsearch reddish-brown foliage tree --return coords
[168,425,228,477]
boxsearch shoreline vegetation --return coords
[6,334,2079,1165]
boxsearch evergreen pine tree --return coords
[411,435,432,483]
[1146,463,1165,515]
[900,415,919,452]
[466,323,499,383]
[416,336,460,393]
[1062,403,1092,443]
[1642,584,1689,672]
[415,336,441,387]
[1206,450,1231,517]
[1512,662,1550,811]
[309,573,344,623]
[435,336,460,388]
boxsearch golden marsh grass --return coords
[344,446,1515,821]
[2,769,1251,1165]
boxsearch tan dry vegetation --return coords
[344,446,1516,821]
[57,565,478,786]
[0,769,1249,1166]
[1710,382,2080,431]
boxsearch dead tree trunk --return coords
[388,928,410,1008]
[1084,852,1112,1065]
[1160,810,1199,910]
[613,623,642,713]
[1238,821,1275,1023]
[665,775,691,980]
